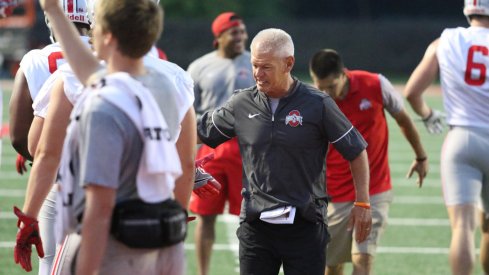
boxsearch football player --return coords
[404,0,489,274]
[9,1,91,273]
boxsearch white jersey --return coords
[147,46,167,60]
[20,37,90,101]
[437,27,489,129]
[33,48,194,127]
[33,63,84,118]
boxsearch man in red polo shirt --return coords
[309,49,428,275]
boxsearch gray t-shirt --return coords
[187,51,254,122]
[71,69,183,217]
[379,74,404,115]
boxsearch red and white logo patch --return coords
[285,110,303,127]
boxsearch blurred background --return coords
[0,0,466,79]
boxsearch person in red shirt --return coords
[309,49,428,275]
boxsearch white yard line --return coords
[389,163,440,174]
[0,171,29,180]
[389,218,449,226]
[393,196,444,204]
[0,212,15,219]
[0,188,25,197]
[0,242,476,255]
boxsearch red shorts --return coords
[189,138,242,216]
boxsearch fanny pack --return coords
[110,198,187,249]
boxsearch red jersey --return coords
[327,70,391,202]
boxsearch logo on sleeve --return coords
[359,98,372,110]
[285,110,303,127]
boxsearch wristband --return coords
[354,201,371,209]
[416,157,427,162]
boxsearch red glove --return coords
[13,206,44,272]
[15,154,28,175]
[193,153,221,199]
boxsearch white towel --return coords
[55,89,89,244]
[97,72,182,202]
[55,72,182,243]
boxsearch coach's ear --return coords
[284,56,295,73]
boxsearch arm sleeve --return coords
[197,94,237,148]
[79,104,124,189]
[379,74,404,115]
[32,71,59,118]
[59,64,84,106]
[321,96,367,161]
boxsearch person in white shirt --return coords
[404,1,489,274]
[10,2,91,273]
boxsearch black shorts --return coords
[236,215,330,275]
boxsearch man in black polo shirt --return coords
[197,28,371,275]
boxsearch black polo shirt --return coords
[197,79,367,223]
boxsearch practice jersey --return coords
[437,27,489,129]
[20,36,90,101]
[147,46,168,60]
[187,51,254,121]
[33,46,194,127]
[326,70,403,202]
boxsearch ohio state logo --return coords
[285,110,303,127]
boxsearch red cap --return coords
[211,12,242,38]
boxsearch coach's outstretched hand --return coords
[39,0,59,12]
[194,154,221,199]
[13,206,44,272]
[422,109,445,134]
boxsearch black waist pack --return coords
[111,198,187,249]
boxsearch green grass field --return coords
[0,80,484,275]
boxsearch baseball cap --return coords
[211,11,242,38]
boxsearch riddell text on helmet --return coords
[67,14,85,21]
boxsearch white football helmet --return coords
[464,0,489,17]
[59,0,90,25]
[87,0,96,28]
[45,0,89,42]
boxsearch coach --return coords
[197,28,372,275]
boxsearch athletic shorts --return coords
[189,137,242,216]
[441,126,489,212]
[50,233,185,275]
[326,190,392,266]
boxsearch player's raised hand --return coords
[39,0,59,13]
[194,154,221,199]
[13,206,44,272]
[406,157,428,188]
[422,109,445,134]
